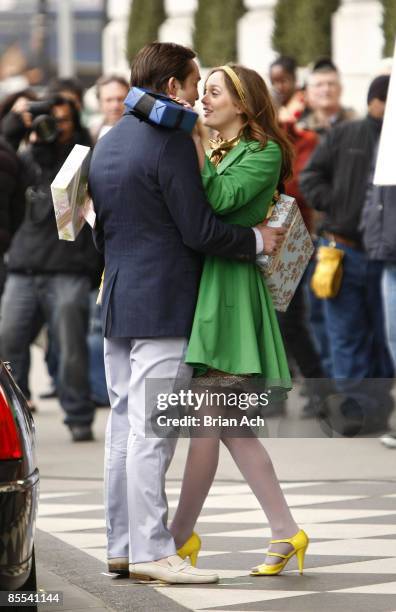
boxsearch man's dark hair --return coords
[311,57,339,74]
[48,77,85,104]
[367,74,390,104]
[270,56,297,78]
[95,74,129,99]
[130,42,196,93]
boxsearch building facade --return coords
[104,0,391,113]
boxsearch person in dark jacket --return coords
[361,183,396,448]
[299,75,394,435]
[298,60,357,379]
[0,135,25,295]
[0,96,100,442]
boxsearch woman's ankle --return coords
[270,523,299,540]
[170,525,192,549]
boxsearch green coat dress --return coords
[185,138,291,389]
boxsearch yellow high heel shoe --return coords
[250,529,309,576]
[177,532,201,567]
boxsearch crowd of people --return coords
[269,56,395,446]
[0,50,394,449]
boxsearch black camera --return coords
[27,99,58,144]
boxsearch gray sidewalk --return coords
[37,563,112,612]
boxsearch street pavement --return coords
[29,347,396,612]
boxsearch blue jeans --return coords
[38,292,109,406]
[88,291,109,406]
[305,244,333,378]
[382,263,396,368]
[0,273,94,426]
[320,239,394,427]
[321,240,393,381]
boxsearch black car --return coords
[0,360,39,596]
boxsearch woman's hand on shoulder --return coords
[170,95,200,139]
[170,95,193,109]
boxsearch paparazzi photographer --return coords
[0,96,100,442]
[0,89,38,151]
[0,135,25,297]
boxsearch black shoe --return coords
[27,400,38,413]
[39,388,58,399]
[320,394,389,438]
[69,424,94,442]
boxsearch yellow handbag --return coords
[310,244,344,299]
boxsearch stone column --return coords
[237,0,277,78]
[102,0,130,76]
[333,0,384,114]
[159,0,197,47]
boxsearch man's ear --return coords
[167,76,181,97]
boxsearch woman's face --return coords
[270,65,295,106]
[201,71,243,134]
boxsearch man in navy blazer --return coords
[89,42,284,584]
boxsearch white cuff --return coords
[253,227,264,254]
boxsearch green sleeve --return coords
[201,140,282,215]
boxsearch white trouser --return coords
[103,336,192,563]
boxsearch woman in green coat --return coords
[171,65,309,577]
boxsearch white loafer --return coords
[129,554,219,584]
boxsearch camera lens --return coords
[31,115,58,144]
